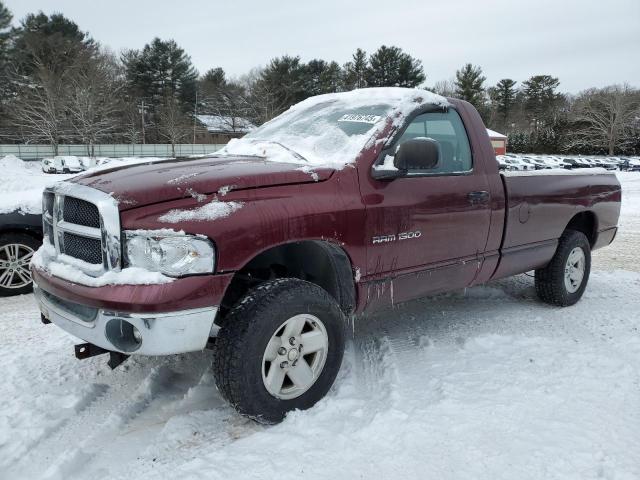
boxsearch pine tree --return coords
[522,75,561,125]
[0,1,13,115]
[303,59,342,96]
[454,63,486,108]
[343,48,368,90]
[0,1,11,60]
[252,55,306,117]
[10,12,95,77]
[492,79,517,129]
[122,38,198,109]
[366,46,425,88]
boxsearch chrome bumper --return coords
[34,284,219,356]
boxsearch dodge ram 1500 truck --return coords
[31,88,621,423]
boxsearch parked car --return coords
[31,88,621,423]
[41,156,84,174]
[620,158,640,171]
[0,210,42,296]
[522,157,552,170]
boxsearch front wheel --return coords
[535,230,591,306]
[213,278,346,423]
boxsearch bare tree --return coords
[11,57,70,154]
[157,94,190,157]
[68,51,122,156]
[241,67,290,124]
[432,79,456,97]
[121,101,142,146]
[568,85,640,155]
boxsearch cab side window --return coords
[396,110,473,174]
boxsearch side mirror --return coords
[371,138,441,180]
[395,138,440,172]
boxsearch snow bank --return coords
[0,155,174,215]
[222,87,448,169]
[159,199,244,223]
[0,156,73,215]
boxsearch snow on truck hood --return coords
[69,155,335,209]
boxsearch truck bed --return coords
[491,168,621,280]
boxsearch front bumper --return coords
[34,283,219,355]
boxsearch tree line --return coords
[0,3,638,156]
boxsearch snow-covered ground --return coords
[0,172,639,479]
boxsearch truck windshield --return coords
[222,100,393,168]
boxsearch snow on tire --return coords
[213,278,346,423]
[535,230,591,307]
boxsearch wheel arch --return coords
[565,211,598,247]
[219,240,356,319]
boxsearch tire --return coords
[0,232,41,297]
[535,230,591,307]
[213,278,346,423]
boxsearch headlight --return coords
[124,231,215,276]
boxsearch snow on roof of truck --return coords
[222,87,449,170]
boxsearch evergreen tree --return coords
[492,78,517,129]
[507,131,531,153]
[303,59,343,96]
[454,63,486,108]
[10,12,95,77]
[122,38,198,109]
[0,1,11,61]
[0,1,13,120]
[343,48,368,90]
[201,67,226,92]
[522,75,561,125]
[252,55,307,117]
[366,46,425,88]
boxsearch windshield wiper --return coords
[250,140,308,163]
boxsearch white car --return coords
[41,156,85,174]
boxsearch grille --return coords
[63,232,103,264]
[42,185,121,277]
[63,197,100,228]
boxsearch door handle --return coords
[468,191,490,205]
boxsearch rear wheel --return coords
[0,233,40,297]
[535,230,591,306]
[213,278,345,423]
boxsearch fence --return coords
[0,144,226,160]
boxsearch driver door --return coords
[361,108,492,307]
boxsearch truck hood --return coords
[70,156,334,209]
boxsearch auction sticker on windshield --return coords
[337,114,382,124]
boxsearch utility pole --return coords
[139,99,146,145]
[193,90,198,144]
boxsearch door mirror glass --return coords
[395,137,440,172]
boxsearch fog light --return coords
[105,318,142,353]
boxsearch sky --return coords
[4,0,640,93]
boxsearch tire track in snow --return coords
[1,382,109,472]
[42,364,204,479]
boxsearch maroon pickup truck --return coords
[31,88,621,423]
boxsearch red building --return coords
[487,128,507,155]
